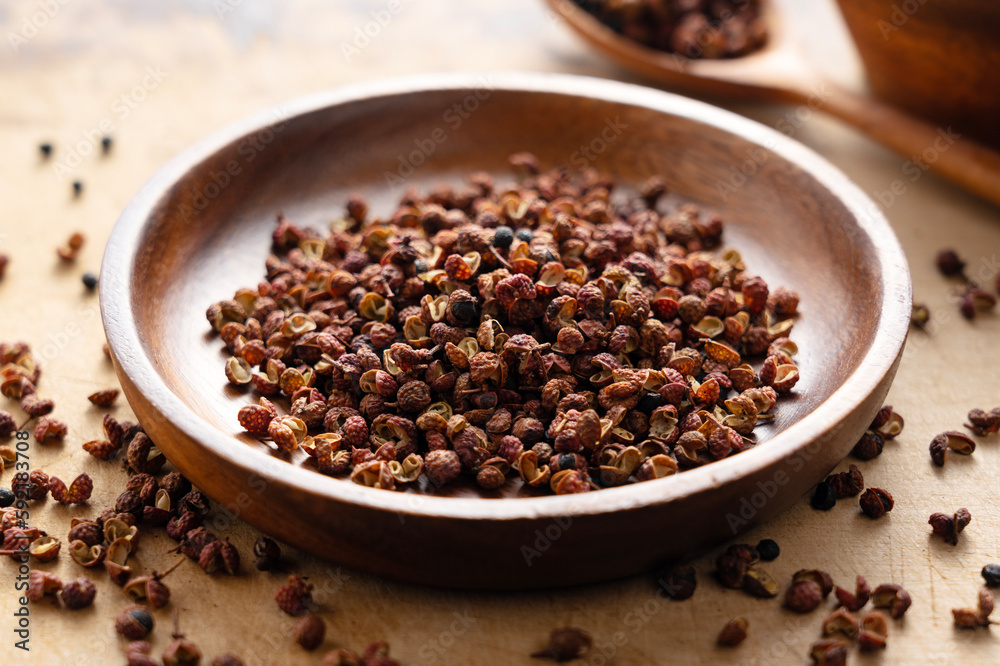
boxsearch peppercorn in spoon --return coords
[547,0,1000,207]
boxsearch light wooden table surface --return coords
[1,1,999,664]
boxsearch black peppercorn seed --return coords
[39,143,53,159]
[810,482,837,511]
[756,539,780,561]
[82,272,99,290]
[253,536,281,571]
[492,225,513,248]
[72,180,83,197]
[515,228,533,242]
[101,136,113,154]
[983,564,1000,588]
[637,392,662,414]
[0,487,15,508]
[556,454,577,471]
[450,300,476,323]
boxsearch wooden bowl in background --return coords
[835,0,1000,150]
[100,73,910,589]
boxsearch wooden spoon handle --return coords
[811,83,1000,207]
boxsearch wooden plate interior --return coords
[104,75,909,587]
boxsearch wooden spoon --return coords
[547,0,1000,207]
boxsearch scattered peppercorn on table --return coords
[2,1,1000,664]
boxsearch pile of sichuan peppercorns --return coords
[208,155,802,496]
[571,0,768,59]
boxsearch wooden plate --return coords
[100,73,910,589]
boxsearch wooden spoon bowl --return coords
[101,73,910,589]
[547,0,1000,207]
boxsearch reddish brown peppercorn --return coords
[966,408,1000,436]
[14,470,50,501]
[794,569,834,598]
[395,381,431,413]
[659,563,697,601]
[21,395,54,418]
[857,611,888,651]
[162,637,202,666]
[116,604,155,640]
[531,627,592,662]
[294,614,326,651]
[769,287,799,315]
[179,527,217,560]
[341,415,369,447]
[809,638,847,666]
[424,449,461,487]
[68,519,103,547]
[822,607,859,638]
[59,578,97,609]
[83,438,118,460]
[952,587,995,629]
[126,432,166,474]
[716,617,748,647]
[929,508,972,545]
[825,464,864,499]
[859,487,893,519]
[743,568,779,598]
[32,417,67,442]
[275,574,314,616]
[199,538,240,575]
[238,403,275,437]
[936,249,966,277]
[0,409,15,437]
[851,431,884,460]
[48,473,94,504]
[871,584,912,618]
[785,580,823,613]
[26,570,63,601]
[88,389,120,407]
[835,575,871,612]
[127,641,154,664]
[931,431,977,464]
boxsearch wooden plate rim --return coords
[100,72,911,522]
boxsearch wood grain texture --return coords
[546,0,1000,208]
[100,75,910,590]
[1,1,999,664]
[836,0,1000,150]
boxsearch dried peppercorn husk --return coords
[871,583,912,619]
[952,587,996,629]
[965,407,1000,436]
[716,617,748,647]
[825,464,864,499]
[88,389,120,407]
[929,508,972,545]
[834,575,871,611]
[275,574,314,616]
[531,627,592,662]
[208,158,801,496]
[785,580,823,613]
[577,0,767,59]
[809,638,847,666]
[48,473,94,504]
